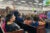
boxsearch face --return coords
[27,20,32,24]
[24,20,32,25]
[10,15,16,22]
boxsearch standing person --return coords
[33,10,37,15]
[5,14,21,32]
[13,11,23,23]
[31,15,39,28]
[37,19,46,33]
[47,11,50,22]
[39,13,47,20]
[5,7,11,14]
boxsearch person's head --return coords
[39,18,45,22]
[13,10,19,17]
[24,17,33,25]
[6,14,16,22]
[6,7,10,10]
[33,15,39,21]
[34,10,37,12]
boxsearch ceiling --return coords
[3,0,43,3]
[0,0,43,8]
[3,0,43,4]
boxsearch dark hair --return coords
[5,14,13,23]
[33,16,39,21]
[6,7,10,10]
[34,10,36,12]
[13,11,20,21]
[24,16,32,20]
[13,10,20,17]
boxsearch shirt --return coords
[47,12,50,19]
[31,21,39,27]
[6,22,20,32]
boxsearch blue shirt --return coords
[31,21,39,27]
[47,12,50,19]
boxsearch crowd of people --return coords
[0,7,49,33]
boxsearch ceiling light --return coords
[21,1,26,3]
[39,3,42,5]
[33,3,37,4]
[29,2,32,4]
[14,0,18,1]
[34,0,39,2]
[17,2,21,4]
[29,2,32,3]
[7,1,13,4]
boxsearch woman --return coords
[37,19,46,33]
[5,14,20,32]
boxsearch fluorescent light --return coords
[21,1,26,3]
[29,2,32,4]
[29,2,32,3]
[39,3,42,5]
[0,0,3,1]
[14,0,18,1]
[35,0,39,2]
[17,2,21,4]
[34,3,37,4]
[7,1,13,4]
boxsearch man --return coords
[24,17,33,25]
[13,11,36,33]
[13,11,23,23]
[15,15,36,33]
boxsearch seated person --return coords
[5,14,21,32]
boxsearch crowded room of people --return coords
[0,0,50,33]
